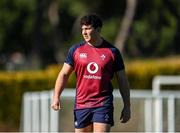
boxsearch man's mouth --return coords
[84,36,89,39]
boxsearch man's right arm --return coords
[115,69,131,123]
[51,63,73,111]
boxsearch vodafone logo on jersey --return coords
[87,62,98,74]
[84,62,101,80]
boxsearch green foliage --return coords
[0,0,35,53]
[1,0,180,69]
[126,0,180,57]
[125,57,180,89]
[101,18,120,42]
[0,65,59,127]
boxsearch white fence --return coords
[152,76,180,132]
[20,91,59,132]
[20,76,180,132]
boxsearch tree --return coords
[47,0,63,62]
[115,0,137,54]
[125,0,180,57]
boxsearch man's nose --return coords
[82,29,87,35]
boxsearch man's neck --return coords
[87,37,103,47]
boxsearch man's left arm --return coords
[115,69,131,123]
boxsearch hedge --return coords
[0,57,180,130]
[0,67,59,130]
[125,57,180,89]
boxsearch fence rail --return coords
[20,75,180,132]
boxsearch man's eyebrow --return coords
[81,27,92,29]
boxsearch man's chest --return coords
[73,47,114,70]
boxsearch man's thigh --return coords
[75,124,93,132]
[93,122,111,132]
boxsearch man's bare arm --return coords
[51,63,73,111]
[115,70,131,123]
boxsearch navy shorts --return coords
[74,106,114,128]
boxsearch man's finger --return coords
[121,118,127,123]
[51,104,61,111]
[121,116,130,123]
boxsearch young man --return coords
[51,14,131,132]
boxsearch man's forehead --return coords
[81,25,93,28]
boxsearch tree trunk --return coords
[29,0,44,68]
[47,0,63,63]
[115,0,137,54]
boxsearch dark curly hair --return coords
[80,14,103,29]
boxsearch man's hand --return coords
[51,99,61,111]
[120,106,131,123]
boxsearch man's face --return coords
[81,25,99,43]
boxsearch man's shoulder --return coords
[103,39,120,52]
[69,41,86,52]
[71,41,85,48]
